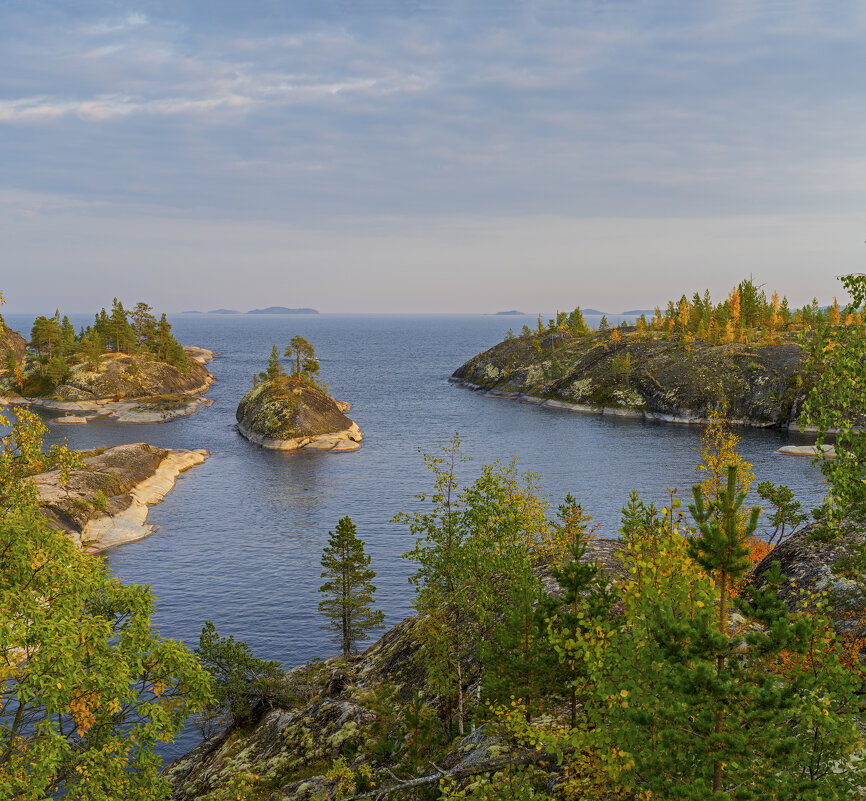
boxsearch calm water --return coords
[3,312,826,760]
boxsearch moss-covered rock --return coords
[236,378,362,451]
[452,332,809,427]
[165,541,633,800]
[0,346,215,422]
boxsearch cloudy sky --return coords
[1,1,864,313]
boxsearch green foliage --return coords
[318,516,385,658]
[0,409,211,800]
[397,434,555,736]
[802,273,866,522]
[91,489,108,513]
[601,469,863,799]
[4,347,16,376]
[480,563,556,721]
[0,407,81,512]
[544,498,617,729]
[756,480,807,546]
[610,351,632,381]
[14,300,188,390]
[108,297,136,353]
[262,344,285,381]
[194,621,285,730]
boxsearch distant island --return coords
[495,310,525,315]
[247,307,319,315]
[182,307,319,315]
[621,308,657,316]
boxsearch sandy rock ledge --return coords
[34,443,208,552]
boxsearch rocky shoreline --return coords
[449,377,794,428]
[451,335,809,429]
[34,442,208,551]
[166,521,865,799]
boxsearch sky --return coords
[1,1,865,314]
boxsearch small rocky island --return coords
[237,338,362,451]
[0,300,215,423]
[452,280,828,427]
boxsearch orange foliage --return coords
[728,287,741,326]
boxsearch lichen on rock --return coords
[451,333,809,427]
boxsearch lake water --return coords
[2,312,827,761]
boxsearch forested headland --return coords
[452,278,864,427]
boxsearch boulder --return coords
[750,518,866,635]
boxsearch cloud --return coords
[1,0,866,285]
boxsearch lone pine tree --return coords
[318,516,384,658]
[285,335,319,383]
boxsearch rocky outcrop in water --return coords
[34,442,208,551]
[236,377,362,451]
[451,333,808,427]
[0,347,215,423]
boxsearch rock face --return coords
[451,334,808,427]
[750,518,866,635]
[236,378,362,451]
[0,325,27,365]
[34,443,208,551]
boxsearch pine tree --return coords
[285,335,318,383]
[545,500,616,728]
[108,298,135,352]
[481,564,557,722]
[128,301,157,348]
[318,517,384,658]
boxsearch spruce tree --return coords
[262,345,284,381]
[318,517,384,658]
